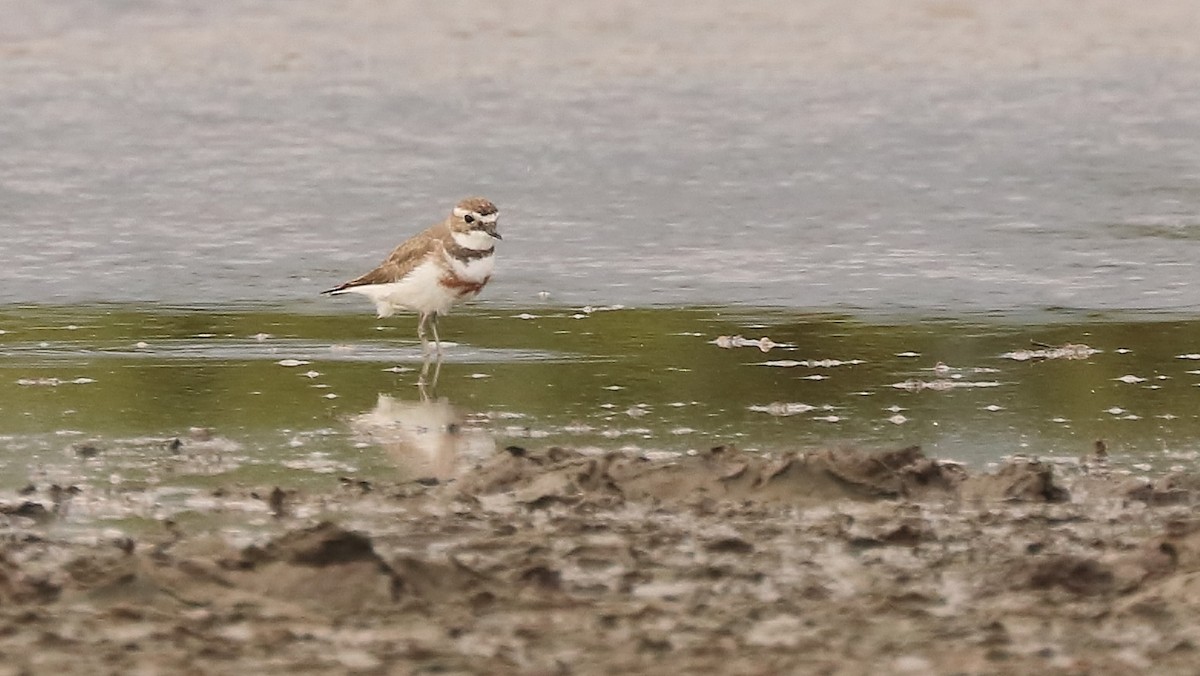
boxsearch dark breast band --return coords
[444,241,494,262]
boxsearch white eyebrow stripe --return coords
[453,207,499,223]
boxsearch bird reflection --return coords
[349,389,493,483]
[418,352,442,391]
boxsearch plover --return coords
[323,197,501,355]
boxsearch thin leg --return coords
[417,312,431,356]
[430,313,443,356]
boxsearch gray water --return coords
[2,3,1200,311]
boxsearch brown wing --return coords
[322,223,447,294]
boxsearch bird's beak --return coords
[486,224,502,240]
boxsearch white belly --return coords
[340,253,495,318]
[342,260,459,318]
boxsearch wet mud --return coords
[2,444,1200,674]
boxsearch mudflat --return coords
[2,443,1197,674]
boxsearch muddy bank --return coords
[2,444,1199,674]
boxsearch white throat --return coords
[452,230,497,251]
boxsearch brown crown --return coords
[455,197,498,215]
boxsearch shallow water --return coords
[3,305,1200,505]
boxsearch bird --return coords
[323,197,502,357]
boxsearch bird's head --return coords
[451,197,501,243]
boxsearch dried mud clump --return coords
[959,456,1071,503]
[450,443,968,508]
[227,522,404,614]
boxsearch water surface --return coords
[3,306,1199,502]
[2,5,1200,311]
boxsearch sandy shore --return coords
[2,443,1199,674]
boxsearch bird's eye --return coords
[464,214,476,224]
